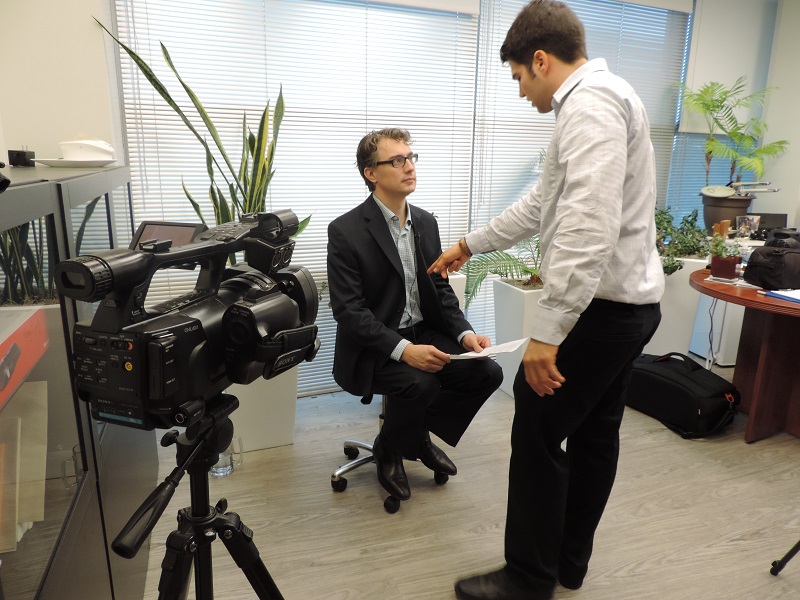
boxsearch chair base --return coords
[330,396,450,514]
[331,439,375,485]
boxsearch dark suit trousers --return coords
[504,299,660,595]
[370,322,503,458]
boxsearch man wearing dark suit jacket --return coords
[327,128,503,502]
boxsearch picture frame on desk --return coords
[736,215,760,238]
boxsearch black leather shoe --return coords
[372,434,410,500]
[417,434,457,476]
[455,568,552,600]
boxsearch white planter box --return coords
[643,257,707,357]
[228,368,298,451]
[493,280,542,398]
[448,271,466,309]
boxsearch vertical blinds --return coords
[465,0,690,339]
[114,0,478,395]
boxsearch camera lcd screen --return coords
[129,222,206,251]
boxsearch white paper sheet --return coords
[764,289,800,303]
[449,337,529,360]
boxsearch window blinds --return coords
[114,0,478,395]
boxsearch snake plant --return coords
[96,20,309,243]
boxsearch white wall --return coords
[761,0,800,226]
[681,0,777,134]
[0,0,123,162]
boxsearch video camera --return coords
[55,210,320,431]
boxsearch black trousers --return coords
[504,299,660,595]
[370,322,503,458]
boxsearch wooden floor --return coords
[143,380,800,599]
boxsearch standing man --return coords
[429,2,664,599]
[328,128,503,502]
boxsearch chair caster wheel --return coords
[434,472,449,485]
[344,446,359,460]
[331,478,348,492]
[384,496,401,513]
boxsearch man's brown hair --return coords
[356,128,413,192]
[500,0,587,68]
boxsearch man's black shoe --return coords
[372,433,410,500]
[455,568,552,600]
[417,433,457,476]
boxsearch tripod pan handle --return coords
[112,481,176,559]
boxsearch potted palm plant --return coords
[682,76,789,231]
[463,236,543,397]
[462,235,542,308]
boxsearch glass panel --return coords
[70,197,111,324]
[0,218,58,306]
[0,218,80,600]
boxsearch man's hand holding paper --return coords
[450,337,529,360]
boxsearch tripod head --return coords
[112,393,239,559]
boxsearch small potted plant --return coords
[462,235,543,398]
[709,234,741,280]
[462,235,542,308]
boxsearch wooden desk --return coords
[690,269,800,442]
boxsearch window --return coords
[114,0,691,393]
[465,0,691,338]
[114,0,478,394]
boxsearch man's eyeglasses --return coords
[375,153,419,168]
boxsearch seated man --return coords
[327,128,503,501]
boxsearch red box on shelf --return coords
[0,307,50,412]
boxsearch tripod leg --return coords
[193,540,215,600]
[157,531,196,600]
[218,511,285,600]
[771,538,800,575]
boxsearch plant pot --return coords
[709,255,741,279]
[228,368,299,451]
[701,194,754,234]
[493,280,542,398]
[644,257,707,356]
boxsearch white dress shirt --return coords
[374,196,473,361]
[466,58,664,346]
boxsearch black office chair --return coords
[330,393,449,513]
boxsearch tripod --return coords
[771,537,800,576]
[113,394,284,599]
